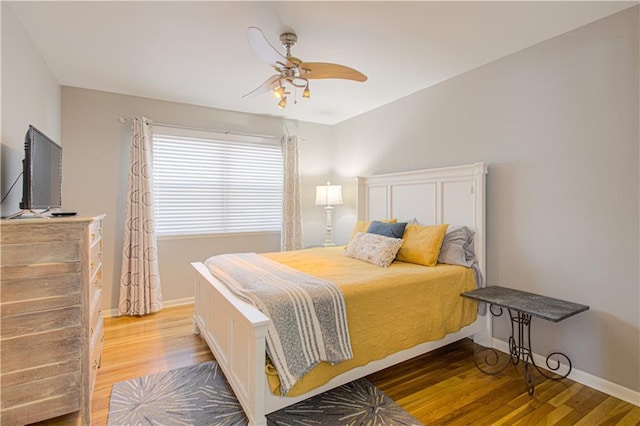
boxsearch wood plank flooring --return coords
[88,304,639,425]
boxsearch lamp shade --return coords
[315,183,343,206]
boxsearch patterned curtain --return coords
[118,116,163,315]
[281,135,303,251]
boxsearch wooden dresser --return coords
[0,215,105,425]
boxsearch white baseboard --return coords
[103,297,195,318]
[493,338,640,407]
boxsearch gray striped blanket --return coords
[204,253,353,395]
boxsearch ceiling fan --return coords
[244,27,367,109]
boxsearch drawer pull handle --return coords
[91,232,96,240]
[97,251,103,258]
[93,360,99,369]
[98,307,102,314]
[94,279,100,288]
[90,261,95,269]
[90,327,94,335]
[101,334,105,343]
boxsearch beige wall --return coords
[334,8,640,393]
[1,3,60,218]
[60,87,335,312]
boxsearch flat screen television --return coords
[19,125,63,211]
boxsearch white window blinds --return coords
[152,129,283,237]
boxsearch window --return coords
[152,127,283,237]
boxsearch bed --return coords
[191,162,491,425]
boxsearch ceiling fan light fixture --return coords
[273,85,285,98]
[246,26,367,108]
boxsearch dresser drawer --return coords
[0,241,79,267]
[1,262,80,283]
[90,239,103,277]
[89,219,103,247]
[1,326,81,374]
[91,266,103,293]
[90,264,103,340]
[1,371,81,425]
[89,293,102,340]
[90,265,103,304]
[0,221,86,244]
[2,274,79,304]
[89,318,104,394]
[1,275,81,317]
[90,314,104,349]
[2,306,81,339]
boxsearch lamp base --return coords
[321,205,337,247]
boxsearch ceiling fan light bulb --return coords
[302,84,311,99]
[274,85,285,98]
[278,96,287,109]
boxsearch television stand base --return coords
[5,209,51,219]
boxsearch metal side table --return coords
[461,286,589,395]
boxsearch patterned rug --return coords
[108,360,421,425]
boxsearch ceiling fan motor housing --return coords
[279,32,298,49]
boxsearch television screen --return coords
[20,125,62,210]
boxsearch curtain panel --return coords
[281,135,303,251]
[118,116,163,316]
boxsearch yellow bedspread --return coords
[261,246,478,396]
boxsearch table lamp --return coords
[315,181,343,246]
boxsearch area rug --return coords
[108,360,421,425]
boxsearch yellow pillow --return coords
[396,224,449,267]
[349,218,397,241]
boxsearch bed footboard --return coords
[191,262,270,426]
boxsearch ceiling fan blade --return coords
[299,62,368,82]
[248,27,293,68]
[243,74,280,98]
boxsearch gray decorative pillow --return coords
[438,225,475,267]
[367,221,407,239]
[344,232,404,267]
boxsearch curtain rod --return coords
[118,117,281,140]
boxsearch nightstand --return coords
[461,286,589,395]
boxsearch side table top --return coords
[461,286,589,322]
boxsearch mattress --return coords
[261,246,478,396]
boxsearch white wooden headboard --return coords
[357,162,487,275]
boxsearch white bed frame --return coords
[191,162,491,425]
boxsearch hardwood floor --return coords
[90,304,639,425]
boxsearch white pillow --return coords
[344,232,403,267]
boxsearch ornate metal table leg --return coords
[473,305,512,375]
[473,305,573,396]
[508,309,572,395]
[508,310,536,394]
[524,316,573,383]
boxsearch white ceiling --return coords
[9,1,636,125]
